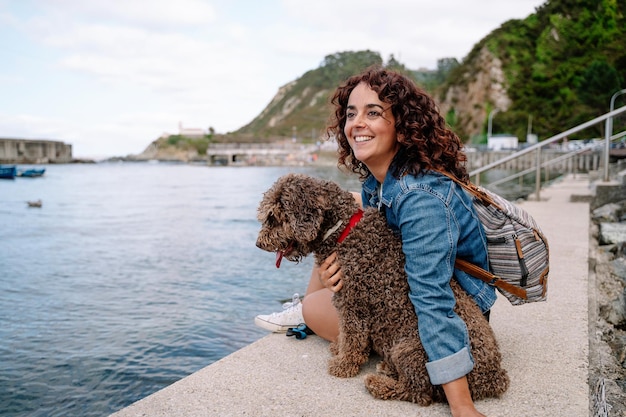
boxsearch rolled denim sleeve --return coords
[426,347,474,385]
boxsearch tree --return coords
[320,50,383,84]
[386,54,406,71]
[435,58,460,83]
[577,60,623,112]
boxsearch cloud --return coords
[39,0,216,27]
[0,0,546,158]
[276,0,543,69]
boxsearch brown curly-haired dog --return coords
[256,173,509,406]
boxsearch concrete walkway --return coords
[110,174,592,417]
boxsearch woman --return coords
[256,66,496,417]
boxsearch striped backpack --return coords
[440,172,550,305]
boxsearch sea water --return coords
[0,162,360,417]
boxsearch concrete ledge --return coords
[110,175,591,417]
[592,180,626,209]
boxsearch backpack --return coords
[440,171,550,305]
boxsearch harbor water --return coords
[0,163,360,417]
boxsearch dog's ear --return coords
[288,204,324,243]
[281,175,326,243]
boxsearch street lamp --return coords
[487,109,499,139]
[603,89,626,181]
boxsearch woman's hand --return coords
[319,252,343,292]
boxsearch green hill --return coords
[221,50,455,143]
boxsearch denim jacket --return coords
[362,169,497,385]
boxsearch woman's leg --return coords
[302,265,339,342]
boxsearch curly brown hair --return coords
[327,65,468,182]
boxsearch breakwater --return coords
[0,137,72,164]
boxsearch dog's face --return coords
[256,174,329,267]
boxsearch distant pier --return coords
[206,142,319,166]
[0,137,72,164]
[206,142,604,172]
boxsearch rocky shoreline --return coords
[589,180,626,416]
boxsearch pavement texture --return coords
[110,174,592,417]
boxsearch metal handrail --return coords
[469,105,626,199]
[485,131,624,188]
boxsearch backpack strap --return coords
[455,259,528,300]
[436,170,528,300]
[436,170,504,211]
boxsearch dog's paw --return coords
[365,373,433,406]
[375,360,397,377]
[364,373,401,400]
[328,357,360,378]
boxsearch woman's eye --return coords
[346,112,356,119]
[367,110,381,118]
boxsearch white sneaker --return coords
[255,293,304,332]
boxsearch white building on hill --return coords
[488,134,519,151]
[178,122,206,138]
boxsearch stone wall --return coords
[589,166,626,415]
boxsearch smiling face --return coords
[344,82,399,181]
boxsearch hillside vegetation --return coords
[144,0,625,156]
[221,50,455,143]
[444,0,625,143]
[233,51,410,142]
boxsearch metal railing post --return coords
[604,116,611,181]
[535,147,541,201]
[605,89,626,181]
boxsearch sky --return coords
[0,0,546,159]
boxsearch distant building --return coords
[178,122,206,138]
[488,134,519,151]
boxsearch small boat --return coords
[27,200,42,208]
[17,168,46,177]
[0,165,17,179]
